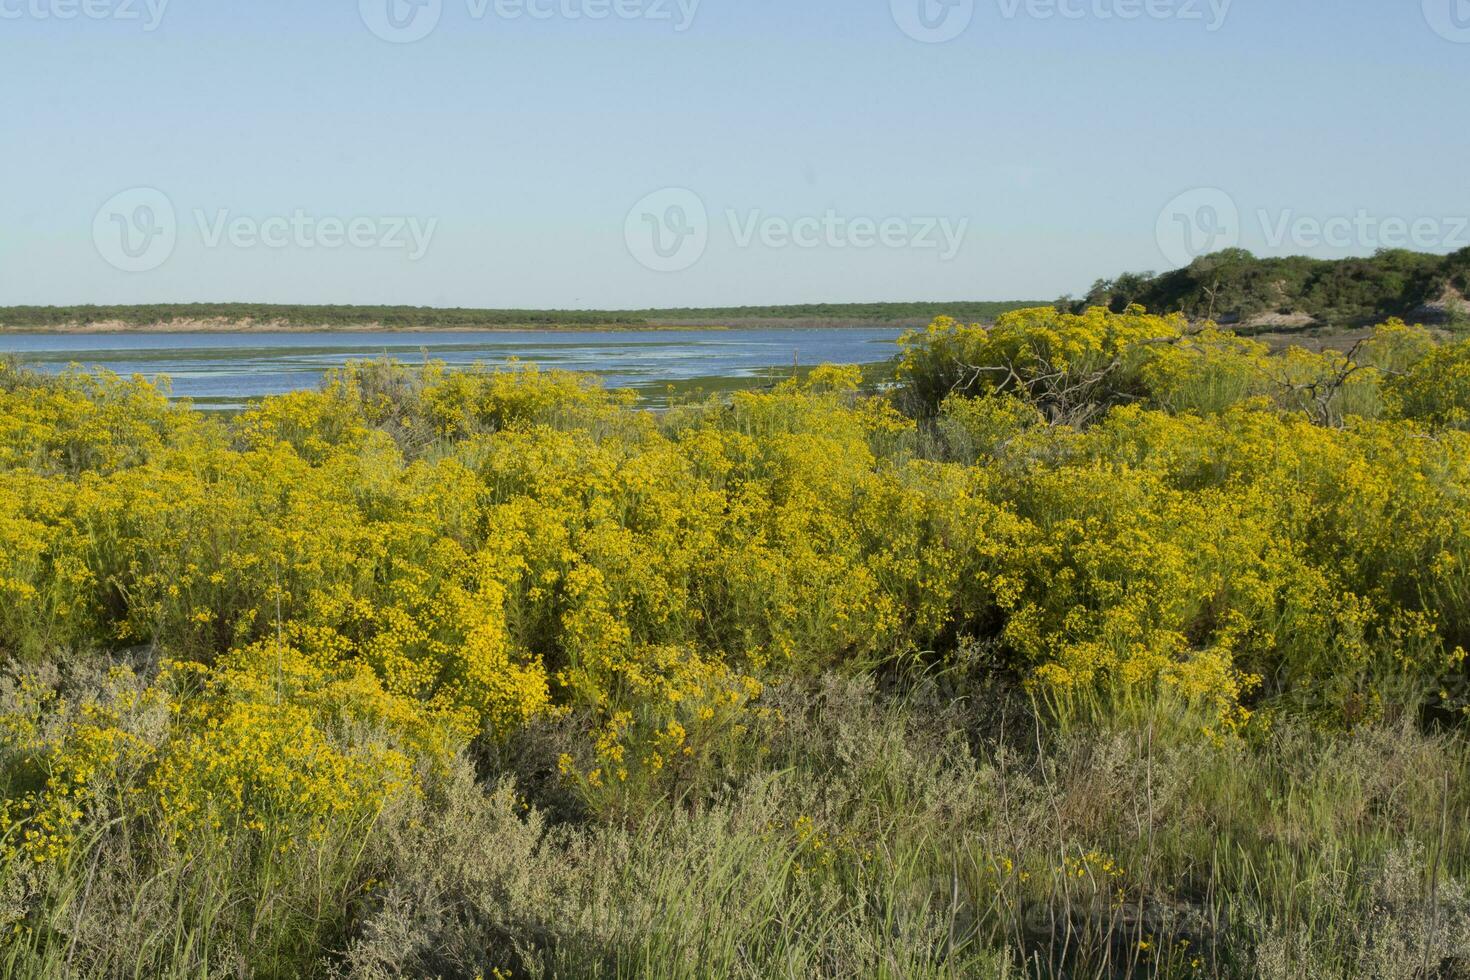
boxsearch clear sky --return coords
[2,0,1467,308]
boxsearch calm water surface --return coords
[0,328,907,407]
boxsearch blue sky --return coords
[1,0,1467,308]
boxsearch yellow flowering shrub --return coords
[0,473,99,659]
[558,650,770,811]
[353,358,642,443]
[896,306,1185,419]
[237,386,370,463]
[1137,327,1273,415]
[351,533,551,738]
[0,667,166,865]
[73,441,376,657]
[152,639,445,846]
[5,314,1470,851]
[1381,334,1470,430]
[0,365,192,475]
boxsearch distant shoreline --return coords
[0,302,1046,336]
[0,320,741,336]
[0,320,927,335]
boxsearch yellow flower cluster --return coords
[151,641,437,846]
[0,669,163,864]
[896,306,1185,418]
[1059,849,1125,883]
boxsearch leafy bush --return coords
[1073,246,1470,327]
[895,306,1185,421]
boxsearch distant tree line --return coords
[1059,247,1470,330]
[0,301,1044,332]
[17,248,1470,335]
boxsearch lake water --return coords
[0,328,908,408]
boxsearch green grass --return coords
[5,672,1467,978]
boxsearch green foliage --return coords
[1074,246,1470,328]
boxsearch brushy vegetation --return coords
[0,301,1043,332]
[3,305,1470,977]
[1065,247,1470,329]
